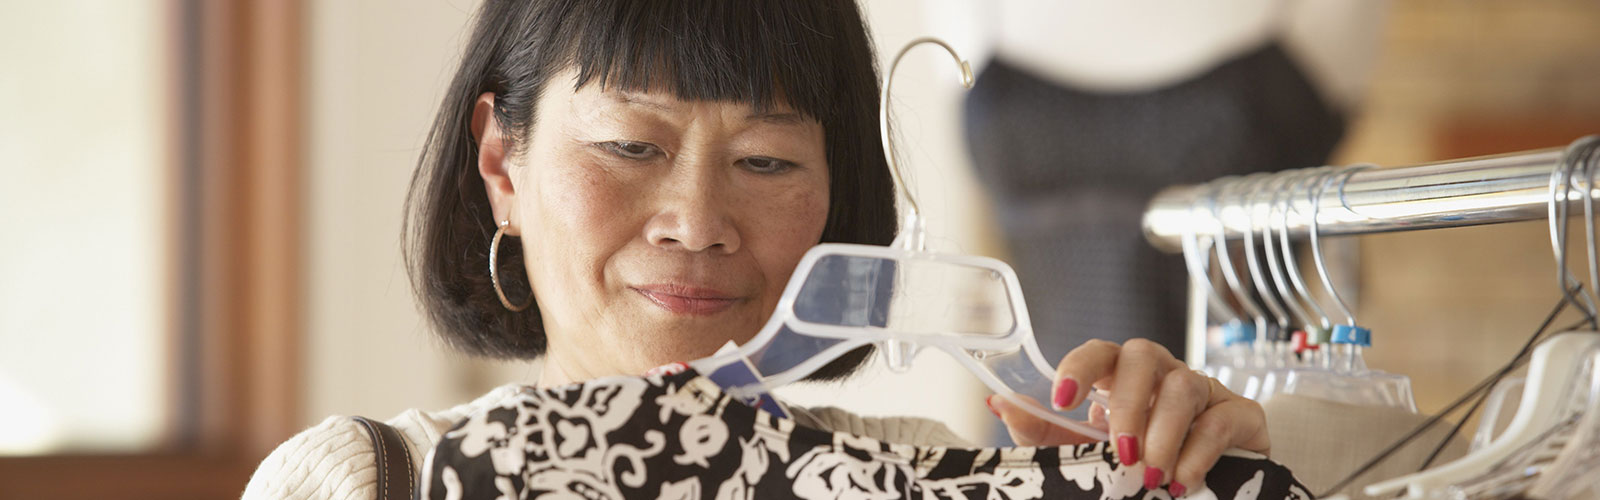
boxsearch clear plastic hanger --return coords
[1237,174,1294,339]
[1475,137,1600,451]
[1526,351,1600,500]
[1252,168,1336,403]
[1361,135,1600,499]
[1203,173,1280,399]
[688,37,1111,442]
[1260,170,1319,357]
[1262,165,1418,412]
[1202,174,1273,389]
[1222,171,1305,400]
[1308,165,1373,368]
[1359,333,1600,499]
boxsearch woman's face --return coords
[483,69,830,384]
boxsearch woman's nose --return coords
[643,174,741,254]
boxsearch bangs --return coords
[564,0,855,121]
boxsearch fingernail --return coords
[1117,434,1140,466]
[1143,467,1163,490]
[1169,481,1187,497]
[985,395,1001,418]
[1053,377,1078,410]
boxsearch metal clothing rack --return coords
[1140,143,1589,365]
[1143,148,1566,252]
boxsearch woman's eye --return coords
[740,157,795,174]
[599,141,659,160]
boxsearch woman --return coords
[243,1,1268,498]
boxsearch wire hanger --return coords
[690,37,1111,441]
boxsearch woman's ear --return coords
[473,92,520,235]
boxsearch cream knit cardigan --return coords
[240,384,970,500]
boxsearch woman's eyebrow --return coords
[608,90,805,126]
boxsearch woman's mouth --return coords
[631,285,740,315]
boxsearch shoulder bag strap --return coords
[351,416,416,500]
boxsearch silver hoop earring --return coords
[490,219,535,312]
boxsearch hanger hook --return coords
[1578,137,1600,316]
[1209,175,1270,334]
[1242,173,1292,331]
[1549,136,1600,324]
[880,37,973,225]
[1262,170,1315,330]
[1183,178,1243,324]
[1278,167,1336,330]
[1310,164,1373,326]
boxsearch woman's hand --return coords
[985,338,1269,497]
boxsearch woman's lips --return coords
[631,285,740,315]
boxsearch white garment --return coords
[240,384,968,500]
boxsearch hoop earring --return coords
[490,219,535,312]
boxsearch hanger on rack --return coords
[1259,165,1418,412]
[1360,135,1600,499]
[1203,175,1272,392]
[688,37,1111,442]
[1205,174,1276,398]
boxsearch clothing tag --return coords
[704,341,789,418]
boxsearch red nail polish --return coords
[1143,467,1163,490]
[985,395,1001,418]
[1169,481,1187,497]
[1117,434,1140,465]
[1053,378,1078,409]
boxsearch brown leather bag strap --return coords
[352,416,416,500]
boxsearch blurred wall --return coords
[303,0,495,424]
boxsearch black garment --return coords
[962,43,1346,362]
[421,366,1313,499]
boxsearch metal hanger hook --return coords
[1261,170,1315,330]
[1578,138,1600,314]
[1183,177,1243,324]
[1242,173,1292,331]
[1278,167,1337,330]
[1310,164,1374,326]
[1549,136,1600,322]
[1209,175,1269,332]
[880,37,974,225]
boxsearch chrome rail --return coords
[1143,148,1569,252]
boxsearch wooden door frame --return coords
[0,1,304,498]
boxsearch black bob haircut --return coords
[403,0,895,381]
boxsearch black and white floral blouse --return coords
[419,364,1312,499]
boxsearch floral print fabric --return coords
[419,366,1312,499]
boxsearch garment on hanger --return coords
[419,365,1313,499]
[1263,393,1468,499]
